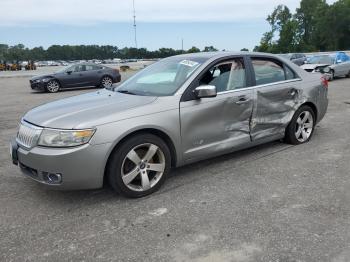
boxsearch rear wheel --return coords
[346,70,350,78]
[107,134,171,198]
[46,80,60,93]
[100,76,113,88]
[285,105,315,145]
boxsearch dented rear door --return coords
[250,80,301,140]
[248,57,301,141]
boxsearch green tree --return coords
[202,46,218,52]
[187,46,200,53]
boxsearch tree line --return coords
[0,44,218,62]
[254,0,350,53]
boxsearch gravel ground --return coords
[0,75,350,262]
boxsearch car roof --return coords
[74,62,105,66]
[170,51,286,60]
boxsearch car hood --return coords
[31,74,55,80]
[23,89,157,129]
[301,63,329,70]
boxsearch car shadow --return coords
[30,86,102,94]
[31,139,293,206]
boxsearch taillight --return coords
[321,76,328,89]
[114,68,120,74]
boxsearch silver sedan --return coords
[11,52,328,198]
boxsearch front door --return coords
[180,58,253,163]
[59,64,86,87]
[249,57,301,140]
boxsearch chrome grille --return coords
[16,121,42,149]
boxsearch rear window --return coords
[252,58,285,85]
[252,58,298,85]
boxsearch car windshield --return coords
[116,56,205,96]
[308,55,334,64]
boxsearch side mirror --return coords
[66,70,72,74]
[194,85,217,99]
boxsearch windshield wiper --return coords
[117,89,138,95]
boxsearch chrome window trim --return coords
[216,78,302,95]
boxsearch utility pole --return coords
[181,38,184,53]
[133,0,137,49]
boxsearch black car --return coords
[30,63,121,93]
[280,53,307,66]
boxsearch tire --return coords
[46,79,60,93]
[107,133,171,198]
[328,70,335,81]
[284,105,316,145]
[346,70,350,78]
[100,76,113,88]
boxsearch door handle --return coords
[235,96,249,105]
[288,88,299,96]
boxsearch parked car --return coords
[280,53,307,66]
[29,63,121,93]
[301,52,350,81]
[11,52,328,198]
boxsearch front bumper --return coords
[30,80,47,90]
[11,139,112,190]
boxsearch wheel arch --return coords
[49,77,61,86]
[103,128,178,185]
[100,74,113,81]
[301,101,318,122]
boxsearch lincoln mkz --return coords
[11,52,328,197]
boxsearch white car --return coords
[301,52,350,81]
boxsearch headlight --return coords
[314,67,320,72]
[323,66,331,73]
[38,128,95,147]
[41,78,51,82]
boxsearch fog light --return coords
[43,172,62,184]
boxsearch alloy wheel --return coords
[121,143,166,192]
[46,80,60,93]
[101,77,112,88]
[295,111,314,142]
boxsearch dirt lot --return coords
[1,75,350,261]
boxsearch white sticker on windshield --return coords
[179,60,199,67]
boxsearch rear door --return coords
[180,57,254,162]
[84,64,103,85]
[249,57,302,141]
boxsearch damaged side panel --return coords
[250,80,303,141]
[180,89,253,162]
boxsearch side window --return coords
[73,65,86,72]
[252,58,285,85]
[285,66,297,80]
[199,58,246,92]
[85,65,94,71]
[85,65,101,71]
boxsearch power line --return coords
[133,0,137,48]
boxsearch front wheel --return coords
[46,80,60,93]
[285,105,315,145]
[100,76,113,88]
[328,70,335,81]
[107,134,171,198]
